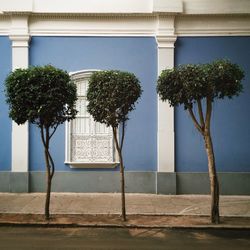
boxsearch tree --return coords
[5,65,77,220]
[87,70,142,221]
[157,59,244,224]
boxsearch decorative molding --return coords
[29,15,157,37]
[9,35,30,47]
[0,15,10,35]
[1,9,250,37]
[176,15,250,36]
[156,35,177,48]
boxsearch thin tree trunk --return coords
[188,98,220,224]
[45,168,52,220]
[41,126,53,220]
[204,97,220,224]
[113,126,126,222]
[204,131,220,224]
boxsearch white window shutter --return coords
[70,72,114,163]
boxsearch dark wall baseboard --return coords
[0,171,249,195]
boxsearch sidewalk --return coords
[0,193,250,228]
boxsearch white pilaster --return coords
[9,15,30,172]
[156,16,176,172]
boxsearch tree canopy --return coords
[157,59,244,109]
[87,70,142,127]
[5,65,77,128]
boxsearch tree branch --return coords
[49,123,59,140]
[40,125,46,148]
[48,150,55,179]
[187,107,204,135]
[205,97,212,132]
[120,121,126,152]
[197,99,205,129]
[113,127,120,154]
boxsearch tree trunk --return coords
[41,126,53,220]
[204,131,220,224]
[113,127,126,222]
[118,149,126,222]
[45,168,52,220]
[189,98,220,224]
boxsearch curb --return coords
[1,213,250,230]
[0,222,250,230]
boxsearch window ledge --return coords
[65,162,119,169]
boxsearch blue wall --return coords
[0,37,12,171]
[29,37,157,171]
[175,36,250,172]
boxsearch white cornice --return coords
[0,1,250,37]
[153,0,183,14]
[176,15,250,36]
[0,0,182,15]
[182,0,250,15]
[1,0,250,15]
[0,15,10,35]
[29,15,157,37]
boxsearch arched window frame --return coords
[65,70,118,168]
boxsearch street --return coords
[0,227,249,250]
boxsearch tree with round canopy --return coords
[87,70,142,221]
[5,65,77,220]
[157,59,244,224]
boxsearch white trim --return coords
[65,162,119,169]
[1,10,250,37]
[1,14,248,38]
[69,69,100,79]
[9,15,30,173]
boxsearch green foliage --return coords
[87,70,142,127]
[157,59,244,109]
[5,65,77,128]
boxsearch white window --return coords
[65,70,118,168]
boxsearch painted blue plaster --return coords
[175,37,250,172]
[0,37,12,171]
[29,37,157,171]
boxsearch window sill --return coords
[65,162,119,169]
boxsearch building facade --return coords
[0,0,250,194]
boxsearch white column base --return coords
[158,100,174,172]
[11,122,29,172]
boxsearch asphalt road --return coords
[0,227,249,250]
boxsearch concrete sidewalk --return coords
[0,193,250,216]
[0,193,250,228]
